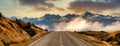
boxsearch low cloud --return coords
[18,12,120,32]
[54,18,120,32]
[36,25,48,29]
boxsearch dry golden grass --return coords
[9,31,48,46]
[0,21,30,44]
[0,16,48,46]
[73,31,120,46]
[0,40,4,46]
[69,32,112,46]
[108,30,120,37]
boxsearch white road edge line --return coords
[28,33,50,46]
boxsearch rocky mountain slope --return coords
[11,14,79,30]
[11,12,120,30]
[0,13,47,46]
[82,12,120,25]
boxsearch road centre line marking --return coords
[60,32,64,46]
[60,44,64,46]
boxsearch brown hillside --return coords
[0,13,47,46]
[77,30,120,45]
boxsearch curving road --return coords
[29,32,92,46]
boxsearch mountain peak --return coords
[82,11,94,19]
[84,11,93,15]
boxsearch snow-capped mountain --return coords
[11,12,120,29]
[82,12,120,25]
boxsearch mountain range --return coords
[11,12,120,30]
[82,12,120,25]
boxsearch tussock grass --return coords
[69,32,112,46]
[0,16,48,46]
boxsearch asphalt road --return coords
[29,32,93,46]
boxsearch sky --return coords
[0,0,120,18]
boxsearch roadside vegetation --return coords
[0,13,48,46]
[72,30,120,46]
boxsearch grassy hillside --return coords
[0,13,47,46]
[76,30,120,46]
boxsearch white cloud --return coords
[53,17,120,32]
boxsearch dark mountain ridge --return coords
[82,12,120,25]
[11,12,120,30]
